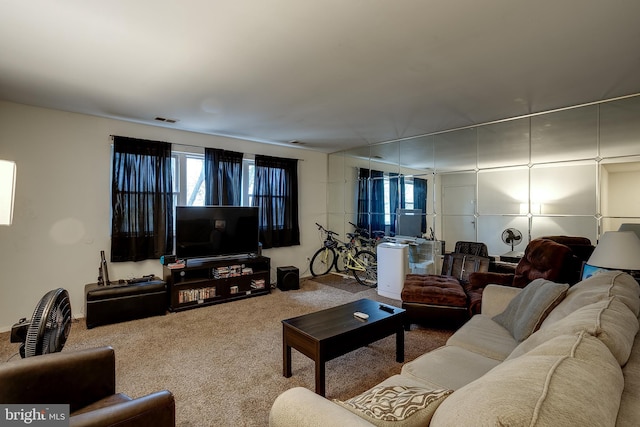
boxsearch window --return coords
[111,136,173,262]
[243,160,255,206]
[383,176,415,225]
[358,168,426,234]
[112,138,300,259]
[172,150,255,207]
[172,152,206,207]
[253,155,300,248]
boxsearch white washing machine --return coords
[376,242,409,300]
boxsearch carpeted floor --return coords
[303,272,370,293]
[0,278,453,427]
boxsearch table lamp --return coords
[0,159,16,226]
[619,223,640,240]
[583,231,640,279]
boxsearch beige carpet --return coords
[0,278,452,427]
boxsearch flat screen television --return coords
[175,206,260,259]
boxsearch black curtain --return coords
[370,170,385,232]
[111,136,174,261]
[253,155,300,249]
[204,148,243,205]
[356,168,385,234]
[414,177,428,233]
[357,168,370,230]
[389,173,406,234]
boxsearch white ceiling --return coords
[1,1,640,153]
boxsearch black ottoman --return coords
[85,280,167,329]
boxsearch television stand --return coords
[164,255,270,312]
[185,253,256,267]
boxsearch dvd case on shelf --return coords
[178,286,216,303]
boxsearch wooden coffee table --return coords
[282,298,406,396]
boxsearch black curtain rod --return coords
[109,135,305,161]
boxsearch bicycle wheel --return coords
[352,249,377,287]
[310,247,336,276]
[334,246,356,273]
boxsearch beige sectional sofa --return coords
[269,271,640,426]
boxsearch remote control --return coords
[379,305,394,313]
[354,311,369,320]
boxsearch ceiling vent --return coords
[154,116,179,124]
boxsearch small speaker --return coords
[277,266,299,291]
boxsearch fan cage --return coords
[24,288,72,358]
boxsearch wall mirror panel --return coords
[600,95,640,158]
[478,118,530,168]
[434,128,477,172]
[477,216,529,256]
[399,135,434,171]
[343,147,370,215]
[439,171,476,251]
[327,213,348,242]
[328,94,640,256]
[477,167,529,215]
[531,216,597,244]
[335,144,432,238]
[370,142,400,174]
[530,161,597,216]
[441,215,477,251]
[602,217,640,235]
[600,157,640,221]
[530,105,598,163]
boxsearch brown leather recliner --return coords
[541,235,595,284]
[466,238,575,314]
[0,346,175,427]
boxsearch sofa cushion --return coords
[542,271,640,327]
[401,275,467,307]
[335,384,452,427]
[446,314,518,361]
[493,279,569,341]
[401,345,502,390]
[618,332,640,426]
[270,387,374,427]
[430,332,624,427]
[508,297,639,365]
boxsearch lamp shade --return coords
[587,231,640,271]
[0,159,16,225]
[619,223,640,241]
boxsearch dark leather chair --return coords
[453,241,489,257]
[541,235,594,284]
[466,238,576,314]
[0,346,175,427]
[401,242,491,328]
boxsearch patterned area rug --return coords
[305,272,371,293]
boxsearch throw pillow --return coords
[335,385,452,427]
[493,279,569,341]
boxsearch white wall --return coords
[0,101,328,331]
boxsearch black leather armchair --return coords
[0,346,175,427]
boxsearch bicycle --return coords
[348,221,386,249]
[309,223,340,277]
[335,240,377,287]
[310,223,378,287]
